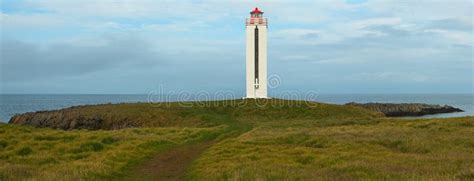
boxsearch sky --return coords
[0,0,473,94]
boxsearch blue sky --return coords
[0,0,472,94]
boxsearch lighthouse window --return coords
[254,26,259,81]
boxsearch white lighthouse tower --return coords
[245,7,268,99]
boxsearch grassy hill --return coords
[2,99,473,180]
[9,99,380,130]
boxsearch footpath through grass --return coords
[0,124,226,180]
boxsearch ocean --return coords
[0,94,472,123]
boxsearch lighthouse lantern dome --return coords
[250,7,263,18]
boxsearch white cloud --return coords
[0,12,67,28]
[142,21,209,32]
[280,55,311,61]
[271,29,320,39]
[350,17,402,29]
[363,0,472,20]
[424,29,472,46]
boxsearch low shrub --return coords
[34,135,77,141]
[295,155,315,165]
[17,147,33,156]
[78,142,104,152]
[303,138,329,148]
[101,136,119,144]
[0,140,8,149]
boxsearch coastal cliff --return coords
[346,102,463,117]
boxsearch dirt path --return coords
[128,123,253,180]
[129,141,215,180]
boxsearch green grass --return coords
[2,99,473,180]
[188,116,474,180]
[10,99,380,129]
[0,124,226,180]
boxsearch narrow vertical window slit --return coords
[254,26,259,85]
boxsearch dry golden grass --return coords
[189,117,474,180]
[0,124,225,180]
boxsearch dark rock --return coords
[8,108,137,130]
[345,102,464,117]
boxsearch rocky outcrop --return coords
[345,102,464,117]
[8,106,139,130]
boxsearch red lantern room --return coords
[247,7,267,26]
[250,7,263,17]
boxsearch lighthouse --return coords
[245,7,268,99]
